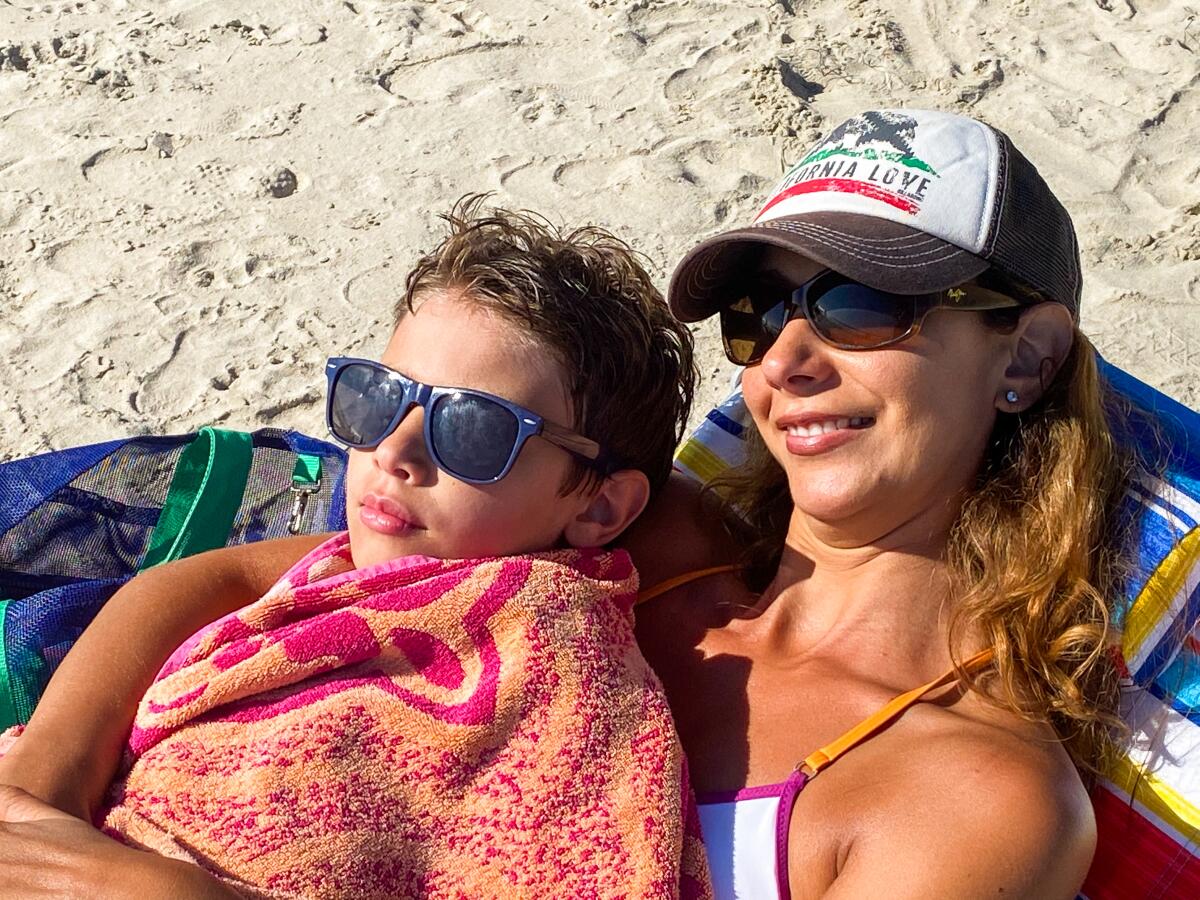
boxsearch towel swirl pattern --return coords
[101,533,711,899]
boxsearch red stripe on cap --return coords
[1081,785,1200,899]
[757,178,920,219]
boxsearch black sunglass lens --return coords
[430,393,520,481]
[809,282,915,348]
[720,292,790,365]
[330,364,405,445]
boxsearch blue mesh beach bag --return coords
[0,427,348,730]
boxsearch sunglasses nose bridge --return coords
[754,290,810,358]
[758,309,836,386]
[369,377,419,437]
[411,381,433,408]
[382,379,431,433]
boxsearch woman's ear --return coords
[562,469,651,549]
[998,303,1075,412]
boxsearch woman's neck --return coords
[745,499,968,675]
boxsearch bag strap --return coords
[0,599,19,727]
[139,427,254,570]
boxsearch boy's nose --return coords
[371,404,435,483]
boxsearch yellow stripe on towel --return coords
[1122,527,1200,666]
[675,439,732,486]
[1104,753,1200,846]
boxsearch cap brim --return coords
[668,212,989,322]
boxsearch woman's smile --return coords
[777,412,876,456]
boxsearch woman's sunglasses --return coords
[719,270,1024,364]
[325,357,613,484]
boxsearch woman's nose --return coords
[758,317,837,393]
[371,404,435,483]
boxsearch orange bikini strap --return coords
[799,648,996,777]
[636,564,741,605]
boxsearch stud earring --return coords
[1005,390,1019,404]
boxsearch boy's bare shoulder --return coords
[178,533,331,593]
[240,532,329,577]
[619,472,740,591]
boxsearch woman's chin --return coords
[787,493,862,526]
[784,476,888,533]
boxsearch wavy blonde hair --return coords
[710,324,1140,778]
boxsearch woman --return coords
[1,109,1129,898]
[631,107,1129,897]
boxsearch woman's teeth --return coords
[786,417,873,437]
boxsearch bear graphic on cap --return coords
[823,111,919,158]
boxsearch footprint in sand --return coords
[165,234,316,293]
[41,234,120,278]
[341,258,401,319]
[664,46,727,103]
[230,103,307,141]
[178,160,269,215]
[80,141,206,205]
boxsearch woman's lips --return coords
[359,493,424,536]
[779,415,875,456]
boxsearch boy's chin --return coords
[347,524,427,569]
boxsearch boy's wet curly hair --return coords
[400,194,696,495]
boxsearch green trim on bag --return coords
[1,599,49,728]
[292,453,322,487]
[139,427,254,571]
[0,599,19,730]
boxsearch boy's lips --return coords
[360,493,426,536]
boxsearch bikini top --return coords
[639,566,995,900]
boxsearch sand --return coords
[1,0,1197,462]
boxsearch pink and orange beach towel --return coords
[91,533,711,898]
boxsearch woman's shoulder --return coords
[796,699,1096,898]
[620,472,742,592]
[907,705,1095,844]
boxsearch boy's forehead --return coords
[385,293,575,421]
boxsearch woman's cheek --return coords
[740,369,772,427]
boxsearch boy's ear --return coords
[562,469,651,549]
[998,303,1074,412]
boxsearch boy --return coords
[0,197,710,898]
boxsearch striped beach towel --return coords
[674,360,1200,897]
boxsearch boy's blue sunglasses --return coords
[325,357,613,485]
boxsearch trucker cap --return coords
[668,108,1081,322]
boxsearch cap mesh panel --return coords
[986,134,1082,315]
